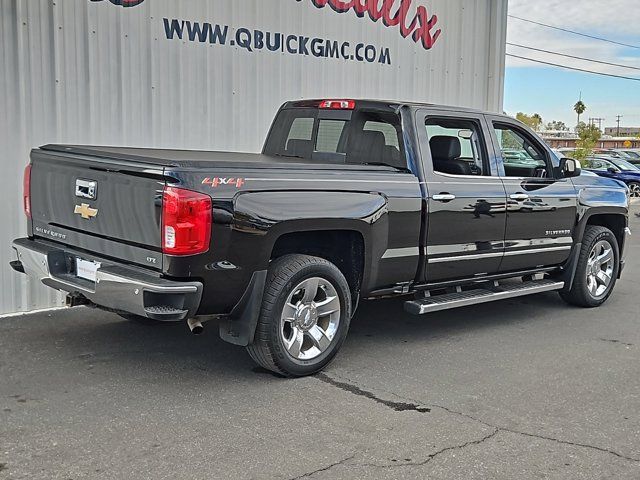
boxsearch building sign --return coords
[163,18,393,65]
[304,0,442,50]
[90,0,145,7]
[90,0,442,66]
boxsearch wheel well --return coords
[586,214,626,250]
[271,230,365,296]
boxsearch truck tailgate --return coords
[29,148,165,269]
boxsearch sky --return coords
[505,0,640,131]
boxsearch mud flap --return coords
[558,243,581,292]
[218,270,267,346]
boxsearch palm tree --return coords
[574,100,586,127]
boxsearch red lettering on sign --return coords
[307,0,441,50]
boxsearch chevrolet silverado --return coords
[11,99,631,376]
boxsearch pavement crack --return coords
[499,427,640,463]
[430,405,640,463]
[288,453,355,479]
[358,429,500,470]
[315,373,430,413]
[599,338,633,347]
[319,373,640,464]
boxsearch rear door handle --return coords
[510,193,529,201]
[432,194,456,202]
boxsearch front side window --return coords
[425,118,487,176]
[494,124,550,178]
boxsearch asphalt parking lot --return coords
[2,213,640,480]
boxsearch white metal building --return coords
[0,0,508,314]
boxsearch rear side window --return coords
[263,108,407,170]
[425,118,488,176]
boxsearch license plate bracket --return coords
[76,257,101,282]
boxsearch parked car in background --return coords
[612,150,640,165]
[552,148,575,159]
[585,156,640,197]
[551,150,600,178]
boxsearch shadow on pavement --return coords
[19,289,568,378]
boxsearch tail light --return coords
[319,99,356,110]
[161,186,212,256]
[23,164,32,218]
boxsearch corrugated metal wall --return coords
[0,0,507,314]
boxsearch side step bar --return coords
[404,279,564,315]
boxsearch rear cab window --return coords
[263,103,409,171]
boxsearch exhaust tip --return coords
[187,318,204,335]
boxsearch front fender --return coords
[573,185,629,242]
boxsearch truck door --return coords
[417,110,507,282]
[486,117,577,272]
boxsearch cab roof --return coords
[285,99,494,116]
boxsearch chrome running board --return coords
[404,279,565,315]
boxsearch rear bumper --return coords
[11,238,202,321]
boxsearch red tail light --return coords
[161,186,212,256]
[23,164,32,218]
[319,99,356,110]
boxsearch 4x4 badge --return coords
[202,177,245,188]
[74,203,98,219]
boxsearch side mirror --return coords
[607,167,620,174]
[560,157,581,178]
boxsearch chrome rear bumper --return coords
[11,238,202,321]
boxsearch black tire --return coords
[246,254,352,377]
[560,225,619,308]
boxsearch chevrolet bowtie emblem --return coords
[74,203,98,219]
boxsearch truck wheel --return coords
[560,226,619,308]
[246,254,352,377]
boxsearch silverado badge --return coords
[74,203,98,219]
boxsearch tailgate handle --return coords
[76,179,97,200]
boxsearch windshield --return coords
[263,107,408,170]
[611,158,639,171]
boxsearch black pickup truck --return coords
[12,99,631,377]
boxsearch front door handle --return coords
[432,193,456,202]
[510,193,529,201]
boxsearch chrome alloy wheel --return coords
[629,183,640,198]
[280,277,341,361]
[586,240,615,299]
